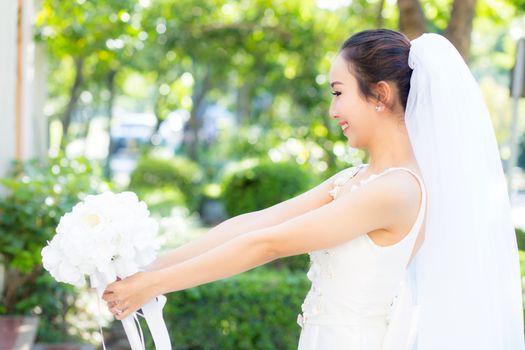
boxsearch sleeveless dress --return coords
[296,164,427,350]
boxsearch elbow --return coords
[244,231,280,262]
[262,240,280,261]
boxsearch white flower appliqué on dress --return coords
[298,164,365,328]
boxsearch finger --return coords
[102,288,116,300]
[105,279,123,291]
[112,305,128,320]
[110,304,129,315]
[103,293,119,303]
[116,307,132,321]
[108,305,121,315]
[106,301,117,309]
[104,284,116,294]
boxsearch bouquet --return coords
[41,191,171,350]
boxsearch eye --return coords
[331,91,341,96]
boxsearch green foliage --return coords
[266,253,311,273]
[516,227,525,323]
[34,0,358,150]
[221,159,318,217]
[136,186,187,216]
[157,266,310,350]
[0,155,109,341]
[518,132,525,171]
[519,249,525,325]
[35,0,525,172]
[516,227,525,251]
[128,156,205,214]
[35,0,145,132]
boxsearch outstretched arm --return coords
[145,169,341,271]
[103,171,417,320]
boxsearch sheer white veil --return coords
[404,33,524,349]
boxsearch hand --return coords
[102,271,157,320]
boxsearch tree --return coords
[397,0,477,63]
[36,0,142,149]
[137,0,338,162]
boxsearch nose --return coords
[329,101,337,120]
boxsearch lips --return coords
[338,121,350,133]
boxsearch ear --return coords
[373,81,395,109]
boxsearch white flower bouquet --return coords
[41,191,171,350]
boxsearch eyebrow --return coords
[330,81,343,88]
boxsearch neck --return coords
[365,118,417,173]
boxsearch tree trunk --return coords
[78,109,90,143]
[236,81,251,127]
[397,0,427,39]
[104,69,118,180]
[445,0,477,64]
[397,0,475,63]
[184,69,210,162]
[152,86,162,134]
[376,0,386,28]
[60,57,84,149]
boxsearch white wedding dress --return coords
[297,163,427,350]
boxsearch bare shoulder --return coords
[342,168,423,217]
[365,169,423,218]
[387,168,424,204]
[254,167,423,257]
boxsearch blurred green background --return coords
[1,0,525,349]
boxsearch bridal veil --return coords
[404,33,524,349]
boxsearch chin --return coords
[346,135,358,148]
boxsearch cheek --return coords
[334,95,366,121]
[336,97,354,117]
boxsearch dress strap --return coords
[353,166,427,259]
[380,167,427,221]
[329,164,428,229]
[381,168,427,248]
[354,165,426,208]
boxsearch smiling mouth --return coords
[341,122,350,133]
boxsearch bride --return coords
[102,29,524,349]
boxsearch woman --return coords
[103,29,524,349]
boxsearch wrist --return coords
[147,268,170,296]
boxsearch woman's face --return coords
[328,54,378,148]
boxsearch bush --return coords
[129,156,204,214]
[135,186,187,216]
[518,132,525,171]
[513,228,525,324]
[221,159,318,217]
[0,155,109,342]
[266,253,311,272]
[220,159,317,272]
[516,227,525,251]
[157,266,310,350]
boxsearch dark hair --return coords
[339,29,412,112]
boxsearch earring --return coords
[375,105,383,112]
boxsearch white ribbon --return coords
[90,261,172,350]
